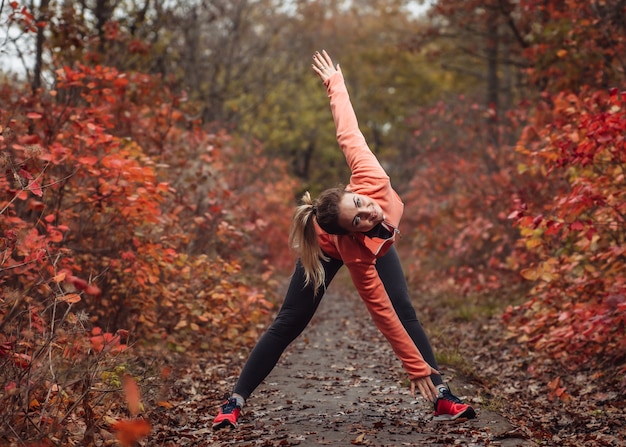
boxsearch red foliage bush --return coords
[404,0,626,376]
[505,88,626,367]
[0,62,297,444]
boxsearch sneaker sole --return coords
[433,407,477,422]
[212,419,237,430]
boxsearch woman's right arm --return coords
[345,257,438,401]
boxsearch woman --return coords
[212,50,476,430]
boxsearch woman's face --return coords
[337,192,385,233]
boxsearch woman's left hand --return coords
[312,49,340,82]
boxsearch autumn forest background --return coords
[1,0,625,446]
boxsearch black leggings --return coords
[233,246,442,400]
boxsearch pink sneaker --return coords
[433,388,476,421]
[212,397,242,430]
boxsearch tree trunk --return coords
[31,0,51,94]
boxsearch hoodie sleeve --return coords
[344,254,432,380]
[324,72,388,190]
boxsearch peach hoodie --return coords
[315,71,432,380]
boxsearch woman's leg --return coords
[375,246,443,386]
[232,256,343,400]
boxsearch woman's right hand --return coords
[410,368,440,402]
[312,49,340,83]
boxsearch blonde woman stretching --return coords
[212,50,476,430]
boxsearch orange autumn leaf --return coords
[547,376,561,390]
[28,180,43,197]
[52,271,67,282]
[160,366,171,379]
[111,418,151,447]
[89,335,105,353]
[122,374,142,416]
[89,329,125,353]
[59,293,81,304]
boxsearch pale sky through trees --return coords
[0,1,432,79]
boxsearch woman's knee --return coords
[268,308,311,339]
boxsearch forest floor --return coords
[146,273,624,447]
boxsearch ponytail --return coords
[288,191,328,295]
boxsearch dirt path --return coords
[158,286,532,446]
